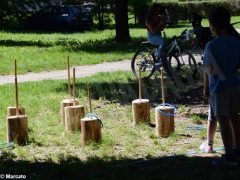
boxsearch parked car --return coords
[81,2,96,13]
[25,5,93,31]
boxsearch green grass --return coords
[1,71,238,179]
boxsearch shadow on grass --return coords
[0,36,147,54]
[1,151,239,179]
[55,77,204,106]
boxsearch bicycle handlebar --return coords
[172,29,188,41]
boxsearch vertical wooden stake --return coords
[73,68,76,106]
[15,60,19,116]
[138,66,142,100]
[67,56,72,100]
[160,68,165,108]
[88,85,92,113]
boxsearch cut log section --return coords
[60,99,79,125]
[7,107,25,117]
[132,99,150,125]
[65,105,85,131]
[6,115,28,145]
[81,116,102,146]
[155,106,174,138]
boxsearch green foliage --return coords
[191,115,203,124]
[178,105,187,114]
[152,0,240,20]
[0,0,50,29]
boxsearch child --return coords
[146,3,165,69]
[204,6,240,166]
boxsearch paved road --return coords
[0,60,131,85]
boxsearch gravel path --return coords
[0,60,131,85]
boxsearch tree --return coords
[115,0,131,42]
[130,0,151,24]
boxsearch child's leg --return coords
[207,120,217,146]
[230,114,240,150]
[207,106,217,146]
[147,32,165,61]
[156,38,165,61]
[217,116,234,155]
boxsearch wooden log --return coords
[6,115,28,145]
[155,106,174,138]
[81,116,102,146]
[7,107,25,117]
[65,105,85,131]
[60,99,79,125]
[132,99,150,125]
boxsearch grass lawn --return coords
[0,16,239,75]
[1,71,240,179]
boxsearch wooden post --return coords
[132,99,150,125]
[61,58,80,125]
[155,68,174,137]
[160,68,165,108]
[132,65,150,125]
[155,106,174,137]
[65,105,84,131]
[138,66,142,100]
[88,84,92,113]
[7,115,28,145]
[81,116,102,146]
[81,86,102,145]
[67,56,72,100]
[7,107,25,117]
[6,60,28,145]
[64,68,85,131]
[15,60,19,116]
[61,99,79,125]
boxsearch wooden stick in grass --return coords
[14,60,19,116]
[138,65,142,100]
[160,68,165,108]
[67,56,72,100]
[73,68,76,106]
[88,84,92,113]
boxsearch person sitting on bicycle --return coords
[146,3,165,69]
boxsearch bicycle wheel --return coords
[131,48,156,79]
[178,51,198,77]
[166,55,181,84]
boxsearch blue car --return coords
[25,5,93,31]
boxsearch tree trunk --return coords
[97,0,104,30]
[115,0,131,42]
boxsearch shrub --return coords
[153,0,240,21]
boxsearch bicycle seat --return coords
[142,41,159,48]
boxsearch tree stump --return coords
[60,99,79,125]
[7,107,25,117]
[132,99,150,125]
[65,105,85,131]
[81,116,102,146]
[155,106,174,138]
[6,115,28,145]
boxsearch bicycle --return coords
[131,29,198,83]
